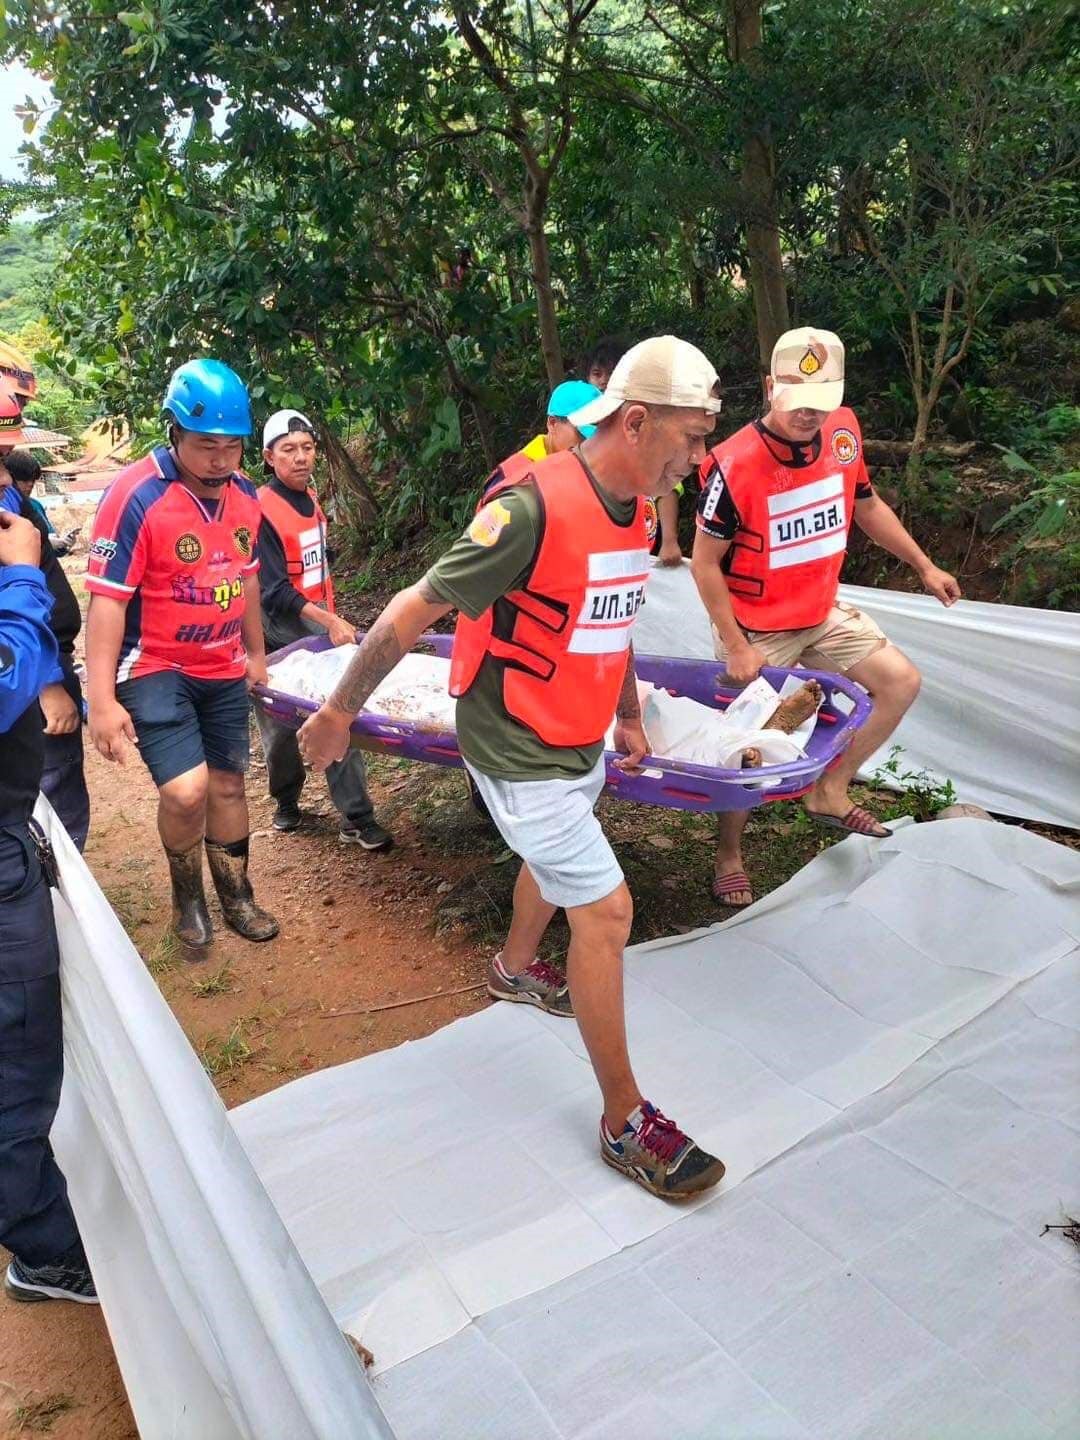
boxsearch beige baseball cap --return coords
[771,327,845,412]
[568,335,723,428]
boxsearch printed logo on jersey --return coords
[766,473,847,570]
[175,532,203,564]
[468,498,512,548]
[232,525,253,559]
[643,497,658,546]
[700,463,727,522]
[90,536,118,562]
[831,427,859,465]
[171,573,246,613]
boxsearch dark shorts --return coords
[116,671,250,787]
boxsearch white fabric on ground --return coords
[632,561,1080,827]
[46,794,1080,1435]
[41,799,392,1440]
[230,819,1080,1414]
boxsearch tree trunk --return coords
[318,424,378,523]
[728,0,790,391]
[526,209,564,387]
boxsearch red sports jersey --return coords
[86,446,261,681]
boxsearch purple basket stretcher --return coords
[253,631,873,814]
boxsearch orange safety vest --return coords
[258,484,335,611]
[701,408,865,631]
[450,450,650,748]
[478,444,541,503]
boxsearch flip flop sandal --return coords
[712,870,754,908]
[807,805,890,839]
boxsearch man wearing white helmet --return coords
[692,327,961,908]
[296,337,728,1202]
[254,409,391,850]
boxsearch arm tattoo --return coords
[615,643,641,721]
[326,611,404,716]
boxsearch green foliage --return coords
[0,0,1076,550]
[0,223,57,331]
[870,747,958,822]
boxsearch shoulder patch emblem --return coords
[90,536,118,562]
[643,497,658,546]
[831,426,859,465]
[467,499,512,548]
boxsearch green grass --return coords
[199,1021,253,1077]
[190,963,236,998]
[10,1393,76,1434]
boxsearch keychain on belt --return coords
[27,818,60,890]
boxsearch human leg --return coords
[253,701,306,821]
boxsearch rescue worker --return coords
[586,347,683,566]
[691,327,961,908]
[9,451,80,555]
[1,507,97,1306]
[485,380,601,493]
[298,336,728,1202]
[85,359,279,950]
[1,375,90,851]
[254,409,391,848]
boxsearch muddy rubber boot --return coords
[164,842,214,954]
[204,837,279,942]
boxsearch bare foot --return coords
[763,680,823,734]
[344,1333,375,1369]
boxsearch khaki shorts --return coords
[712,602,888,674]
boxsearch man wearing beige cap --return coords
[297,337,728,1201]
[692,327,960,908]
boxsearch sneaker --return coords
[486,953,574,1017]
[600,1101,726,1201]
[339,818,393,851]
[5,1247,98,1305]
[272,803,302,832]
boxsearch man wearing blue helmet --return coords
[84,359,279,951]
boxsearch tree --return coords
[786,0,1078,460]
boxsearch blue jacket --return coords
[0,485,22,516]
[0,564,61,734]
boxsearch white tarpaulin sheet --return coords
[632,562,1080,828]
[42,800,392,1440]
[45,799,1080,1435]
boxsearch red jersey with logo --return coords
[86,446,261,681]
[696,409,873,630]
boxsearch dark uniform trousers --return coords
[253,613,374,827]
[0,823,80,1266]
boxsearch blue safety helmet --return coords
[163,359,253,437]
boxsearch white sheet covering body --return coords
[631,562,1080,827]
[41,800,392,1440]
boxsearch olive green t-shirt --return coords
[425,461,638,781]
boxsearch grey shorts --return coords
[464,757,624,910]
